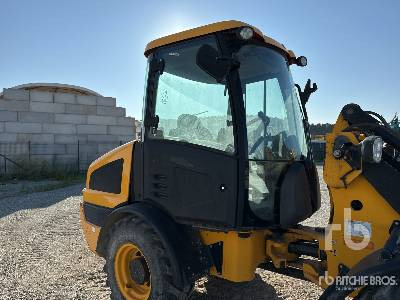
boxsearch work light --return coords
[361,136,383,163]
[239,27,254,40]
[296,56,308,67]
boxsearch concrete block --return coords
[3,88,29,101]
[54,154,77,166]
[5,122,42,133]
[0,100,29,112]
[77,135,89,144]
[87,153,101,163]
[54,93,76,104]
[55,113,87,124]
[65,104,96,115]
[31,144,66,155]
[0,133,18,143]
[77,95,97,106]
[80,144,98,153]
[66,144,77,155]
[67,143,97,154]
[87,115,117,125]
[31,154,54,165]
[17,133,54,144]
[0,111,18,121]
[0,143,29,155]
[118,135,135,143]
[78,151,88,163]
[54,134,87,144]
[77,125,107,135]
[98,143,120,155]
[97,106,126,117]
[87,134,119,143]
[18,112,54,123]
[117,117,135,126]
[30,102,65,113]
[108,125,134,136]
[79,162,90,171]
[42,123,76,135]
[96,96,116,107]
[29,90,53,103]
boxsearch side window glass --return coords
[89,159,123,194]
[150,38,234,153]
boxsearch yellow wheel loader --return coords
[79,20,400,299]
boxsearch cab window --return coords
[149,37,235,153]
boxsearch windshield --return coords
[236,45,308,161]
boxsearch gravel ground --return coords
[0,179,61,199]
[0,166,329,299]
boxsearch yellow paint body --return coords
[83,141,134,208]
[323,115,400,279]
[196,113,400,286]
[81,141,135,254]
[144,20,296,60]
[199,230,269,282]
[79,203,101,253]
[114,243,151,299]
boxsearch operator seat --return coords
[169,114,213,141]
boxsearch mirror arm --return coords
[297,79,318,106]
[295,79,318,121]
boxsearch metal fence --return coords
[0,141,124,175]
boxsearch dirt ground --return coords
[0,167,328,299]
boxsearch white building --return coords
[0,83,137,172]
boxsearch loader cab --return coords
[139,22,320,229]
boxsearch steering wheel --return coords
[249,134,276,156]
[247,111,270,127]
[257,111,270,127]
[248,111,272,156]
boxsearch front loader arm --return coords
[321,104,400,298]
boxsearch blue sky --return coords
[1,0,399,123]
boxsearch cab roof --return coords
[144,20,296,59]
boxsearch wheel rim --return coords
[114,243,151,299]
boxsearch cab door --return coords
[143,139,237,226]
[142,37,238,227]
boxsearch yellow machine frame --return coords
[79,20,400,298]
[80,110,400,288]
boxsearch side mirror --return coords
[361,136,383,163]
[196,44,232,82]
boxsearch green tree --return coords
[309,123,334,137]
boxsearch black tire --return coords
[104,216,191,300]
[355,283,400,299]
